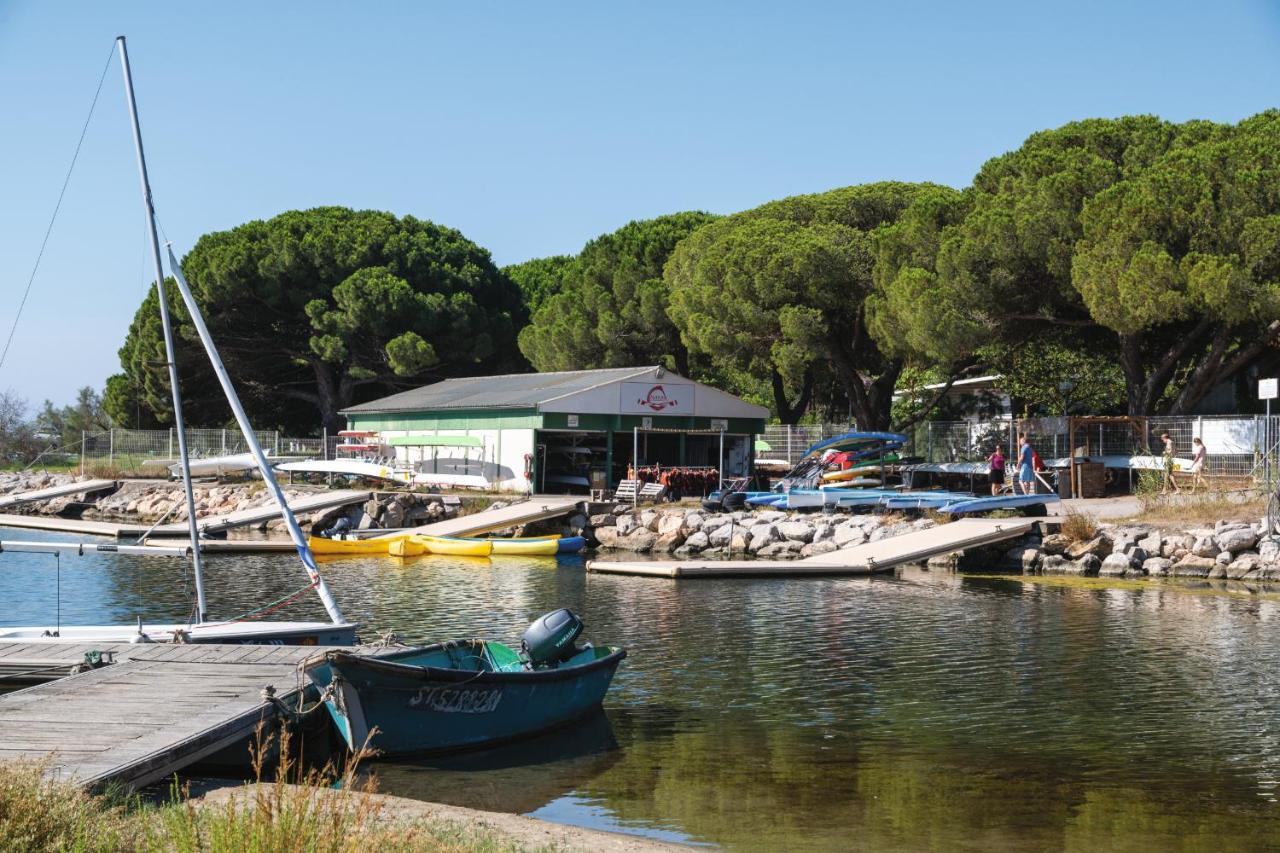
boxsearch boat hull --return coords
[0,620,359,646]
[309,642,626,755]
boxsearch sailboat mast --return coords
[166,246,347,625]
[115,36,208,622]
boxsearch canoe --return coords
[821,465,886,482]
[937,493,1061,514]
[802,431,908,460]
[305,615,625,755]
[308,534,407,556]
[412,536,494,557]
[388,538,427,557]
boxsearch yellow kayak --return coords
[388,538,427,557]
[308,534,406,555]
[822,465,883,482]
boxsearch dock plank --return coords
[378,495,581,539]
[149,490,371,536]
[0,480,116,510]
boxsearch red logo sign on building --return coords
[637,385,678,412]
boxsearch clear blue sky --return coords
[1,1,1278,409]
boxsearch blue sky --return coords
[1,1,1278,408]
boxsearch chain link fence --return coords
[76,428,326,475]
[760,416,1280,481]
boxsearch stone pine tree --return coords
[104,207,526,434]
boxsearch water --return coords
[4,527,1280,850]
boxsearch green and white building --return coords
[341,366,770,494]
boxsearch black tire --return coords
[722,491,747,511]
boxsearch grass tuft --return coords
[1060,510,1099,542]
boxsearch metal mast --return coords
[166,245,347,625]
[115,36,208,622]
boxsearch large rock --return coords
[1216,527,1259,554]
[807,540,838,556]
[1059,554,1101,576]
[1227,553,1261,579]
[589,513,616,528]
[656,514,685,537]
[812,522,835,543]
[1162,534,1195,558]
[1190,536,1219,558]
[615,515,637,536]
[757,540,804,558]
[1143,557,1172,577]
[1258,537,1280,565]
[620,529,657,552]
[654,530,686,552]
[638,510,660,531]
[1215,551,1233,566]
[833,524,867,548]
[1172,555,1215,577]
[1099,553,1134,576]
[748,525,781,553]
[1137,533,1162,555]
[683,530,710,551]
[1003,545,1041,573]
[1066,536,1111,560]
[683,511,706,531]
[755,510,787,524]
[1041,533,1072,555]
[594,526,621,548]
[730,532,751,552]
[778,521,814,543]
[707,524,734,548]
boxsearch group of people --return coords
[985,434,1042,496]
[985,433,1210,496]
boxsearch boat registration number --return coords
[407,686,502,714]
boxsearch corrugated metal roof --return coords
[341,367,658,413]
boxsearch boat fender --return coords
[521,608,584,668]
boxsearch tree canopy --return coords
[105,207,525,433]
[517,212,718,375]
[504,255,573,315]
[668,183,935,428]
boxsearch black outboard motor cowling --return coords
[521,608,584,667]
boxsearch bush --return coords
[1060,510,1098,542]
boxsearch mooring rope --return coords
[0,44,116,374]
[204,580,320,626]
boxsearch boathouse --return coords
[340,366,770,494]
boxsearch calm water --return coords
[4,526,1280,851]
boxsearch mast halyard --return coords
[115,35,208,622]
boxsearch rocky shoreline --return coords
[591,504,1280,583]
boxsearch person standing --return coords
[1189,437,1207,494]
[1017,434,1035,495]
[1160,432,1180,495]
[987,445,1006,496]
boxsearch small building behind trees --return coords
[341,366,769,494]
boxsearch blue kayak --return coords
[307,638,625,755]
[802,431,908,460]
[937,494,1061,514]
[882,492,974,510]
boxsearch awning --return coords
[754,439,772,452]
[388,435,483,448]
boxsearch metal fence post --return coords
[108,429,114,466]
[926,423,934,463]
[80,431,85,475]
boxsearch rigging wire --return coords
[0,45,116,374]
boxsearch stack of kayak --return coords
[309,533,585,558]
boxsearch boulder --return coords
[755,510,787,524]
[833,524,867,548]
[683,511,706,531]
[638,510,659,531]
[1041,533,1072,555]
[871,523,910,543]
[657,514,686,537]
[707,524,734,548]
[757,540,804,558]
[1172,555,1216,578]
[812,522,835,543]
[1227,553,1261,579]
[1259,537,1280,565]
[620,529,657,552]
[1142,557,1172,577]
[730,532,751,552]
[749,525,781,553]
[683,530,710,551]
[1058,554,1100,576]
[615,515,637,536]
[1066,536,1111,560]
[1138,533,1162,555]
[1003,545,1041,573]
[1190,536,1219,558]
[654,530,686,552]
[1208,565,1228,580]
[1216,527,1259,554]
[593,526,621,548]
[589,513,616,528]
[807,540,839,556]
[1215,551,1233,566]
[1099,552,1134,577]
[778,521,814,543]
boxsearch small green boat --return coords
[305,609,625,755]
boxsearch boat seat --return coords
[483,641,526,673]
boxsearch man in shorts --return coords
[1017,434,1035,495]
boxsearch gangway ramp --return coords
[0,479,116,511]
[587,517,1035,578]
[375,495,582,540]
[0,642,390,790]
[149,489,371,535]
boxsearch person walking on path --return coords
[987,446,1006,496]
[1017,434,1035,495]
[1189,437,1208,493]
[1160,432,1181,495]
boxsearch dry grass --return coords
[0,728,547,852]
[1060,510,1099,542]
[1119,493,1267,526]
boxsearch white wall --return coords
[377,428,536,493]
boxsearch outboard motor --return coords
[521,608,585,668]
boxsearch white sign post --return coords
[1261,379,1278,497]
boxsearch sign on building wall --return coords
[620,382,695,415]
[566,415,579,428]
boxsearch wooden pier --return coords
[149,489,372,536]
[375,495,582,540]
[587,517,1035,578]
[0,642,383,789]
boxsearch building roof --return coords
[341,367,660,414]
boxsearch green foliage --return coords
[668,183,932,427]
[502,255,573,315]
[981,338,1126,415]
[37,386,111,448]
[517,212,718,375]
[111,207,524,433]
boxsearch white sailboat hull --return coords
[276,458,414,483]
[0,620,359,645]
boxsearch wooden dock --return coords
[0,514,144,537]
[146,489,372,536]
[0,479,117,511]
[587,517,1035,578]
[375,495,582,539]
[0,642,382,789]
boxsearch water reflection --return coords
[3,527,1280,850]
